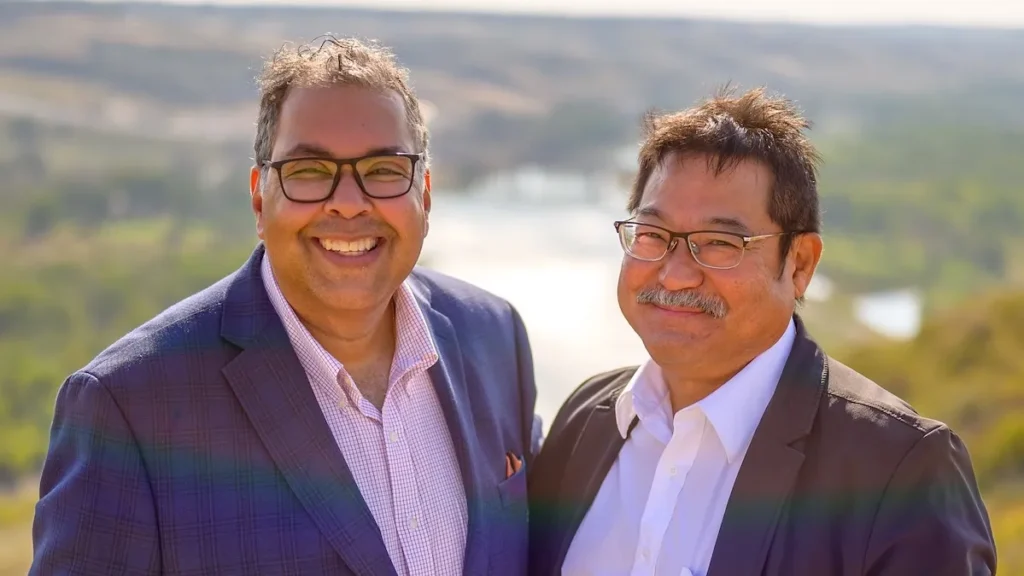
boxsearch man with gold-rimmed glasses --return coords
[529,87,995,576]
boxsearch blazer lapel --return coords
[550,370,636,567]
[415,287,492,575]
[707,316,828,576]
[220,246,396,576]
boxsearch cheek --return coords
[620,258,656,289]
[617,259,650,313]
[752,255,793,303]
[719,269,778,317]
[379,200,428,240]
[697,264,747,302]
[616,267,634,325]
[617,263,631,306]
[263,196,317,239]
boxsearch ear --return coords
[249,165,266,240]
[788,233,823,300]
[422,169,432,237]
[423,169,432,213]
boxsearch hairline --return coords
[262,84,426,159]
[631,150,778,217]
[259,83,429,166]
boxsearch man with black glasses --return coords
[528,88,996,575]
[32,36,539,576]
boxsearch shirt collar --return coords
[615,318,796,463]
[260,252,439,394]
[614,360,668,439]
[388,276,440,381]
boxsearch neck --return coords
[294,299,397,368]
[662,367,740,414]
[661,319,792,414]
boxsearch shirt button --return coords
[410,516,419,529]
[669,465,678,476]
[388,431,399,443]
[640,548,650,562]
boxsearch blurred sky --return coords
[63,0,1024,28]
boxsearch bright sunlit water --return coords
[421,195,647,428]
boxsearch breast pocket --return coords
[493,458,529,565]
[497,462,527,509]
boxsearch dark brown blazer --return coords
[528,316,996,575]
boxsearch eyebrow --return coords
[277,143,409,160]
[704,216,752,235]
[634,206,752,234]
[634,206,665,221]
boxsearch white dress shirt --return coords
[562,319,796,576]
[261,255,467,576]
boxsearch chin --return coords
[330,284,390,307]
[641,327,713,356]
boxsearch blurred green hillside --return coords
[835,290,1024,574]
[1,2,1023,574]
[2,2,1024,187]
[816,125,1024,308]
[1,116,1023,575]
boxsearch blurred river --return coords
[421,195,646,429]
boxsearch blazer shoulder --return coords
[572,366,639,405]
[409,266,523,328]
[547,366,638,438]
[824,356,946,439]
[80,275,234,387]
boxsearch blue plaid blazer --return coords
[31,244,539,575]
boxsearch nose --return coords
[657,241,704,291]
[322,168,372,219]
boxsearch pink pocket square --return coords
[505,451,522,479]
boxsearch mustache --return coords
[636,286,728,319]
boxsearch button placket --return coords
[632,410,705,575]
[383,398,433,576]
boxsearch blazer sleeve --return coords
[31,371,161,575]
[863,425,997,575]
[510,304,541,466]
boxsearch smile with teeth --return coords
[319,237,380,255]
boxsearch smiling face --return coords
[250,84,430,318]
[618,152,820,381]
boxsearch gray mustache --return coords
[636,286,728,319]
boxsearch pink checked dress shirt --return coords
[261,254,468,576]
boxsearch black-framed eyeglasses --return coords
[614,220,796,270]
[262,153,422,202]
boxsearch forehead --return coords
[273,84,413,157]
[639,153,774,230]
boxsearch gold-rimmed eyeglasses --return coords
[614,220,798,270]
